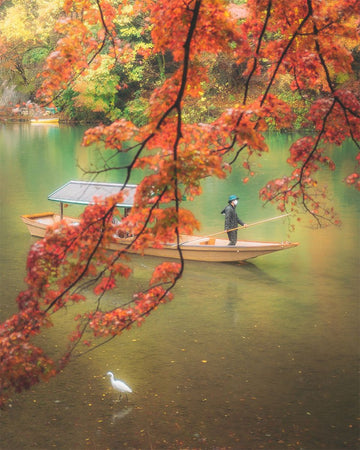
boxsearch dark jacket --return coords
[223,204,244,231]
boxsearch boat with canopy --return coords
[21,180,299,263]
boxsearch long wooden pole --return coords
[229,212,291,232]
[176,213,291,246]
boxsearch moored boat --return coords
[30,117,59,125]
[21,181,299,263]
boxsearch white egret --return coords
[106,371,132,400]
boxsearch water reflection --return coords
[110,406,133,424]
[0,125,358,449]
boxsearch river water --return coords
[0,123,358,449]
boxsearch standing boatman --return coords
[221,194,247,245]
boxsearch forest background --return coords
[1,0,358,127]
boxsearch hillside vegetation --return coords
[0,0,359,128]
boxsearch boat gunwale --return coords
[21,213,299,252]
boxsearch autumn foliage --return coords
[0,0,359,407]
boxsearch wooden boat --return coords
[21,181,299,263]
[30,117,59,125]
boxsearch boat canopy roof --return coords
[48,180,137,208]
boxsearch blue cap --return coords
[228,194,239,202]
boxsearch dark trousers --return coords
[227,230,237,245]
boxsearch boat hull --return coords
[31,118,59,124]
[21,213,298,263]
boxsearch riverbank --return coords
[0,105,92,125]
[0,102,62,123]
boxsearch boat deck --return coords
[180,236,289,248]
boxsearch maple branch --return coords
[264,99,337,226]
[73,271,181,359]
[80,3,202,233]
[68,236,185,361]
[299,101,336,183]
[216,1,272,158]
[292,67,309,103]
[76,0,205,310]
[184,0,196,13]
[260,0,314,106]
[150,1,201,268]
[43,185,183,359]
[312,18,360,150]
[72,334,116,358]
[95,0,118,59]
[312,24,335,93]
[72,186,169,291]
[81,135,155,189]
[342,109,360,150]
[41,0,118,106]
[216,0,314,164]
[44,207,116,313]
[243,0,272,106]
[157,0,201,129]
